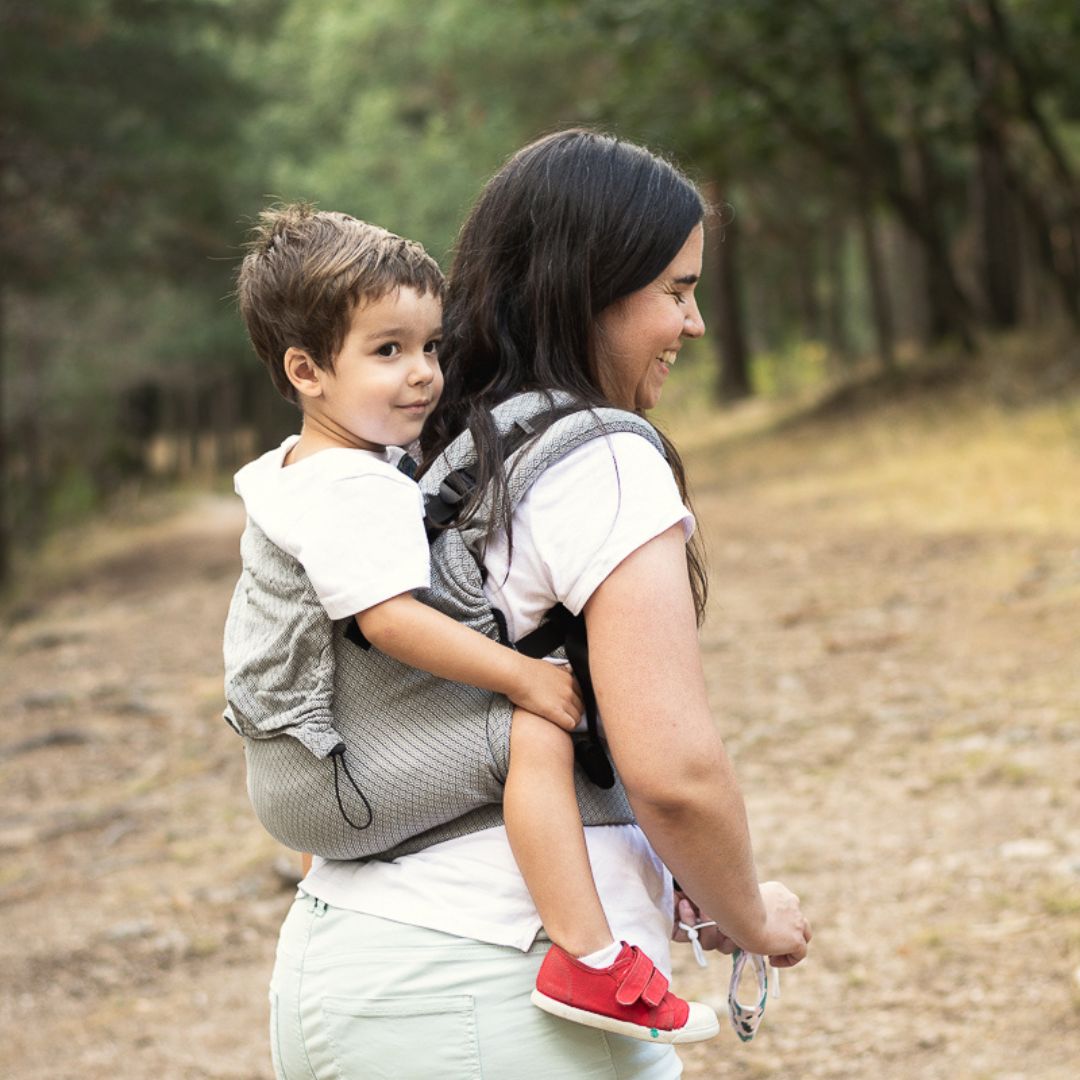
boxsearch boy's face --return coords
[311,286,444,451]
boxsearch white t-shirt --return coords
[302,431,695,975]
[233,436,430,619]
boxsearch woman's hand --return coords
[673,893,737,955]
[586,524,814,965]
[507,658,583,732]
[674,885,811,969]
[755,880,812,968]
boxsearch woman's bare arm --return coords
[584,523,809,962]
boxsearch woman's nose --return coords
[683,298,706,338]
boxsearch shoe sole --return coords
[531,991,720,1044]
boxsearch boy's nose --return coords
[409,357,435,385]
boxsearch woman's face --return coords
[594,224,705,411]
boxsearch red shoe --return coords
[532,941,720,1044]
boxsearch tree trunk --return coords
[723,48,976,348]
[185,383,201,475]
[0,281,9,588]
[213,374,239,473]
[974,129,1021,328]
[907,128,976,350]
[983,0,1080,326]
[962,1,1022,328]
[855,193,896,373]
[795,226,822,342]
[838,53,899,372]
[823,214,852,369]
[22,409,46,542]
[705,191,752,402]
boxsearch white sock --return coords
[577,941,621,969]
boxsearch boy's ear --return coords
[283,347,326,399]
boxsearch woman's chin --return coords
[636,385,665,412]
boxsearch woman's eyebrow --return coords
[672,273,700,285]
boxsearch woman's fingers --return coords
[673,896,736,954]
[765,898,811,968]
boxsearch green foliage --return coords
[752,341,833,399]
[2,0,1079,582]
[0,0,267,579]
[235,0,609,259]
[2,0,257,291]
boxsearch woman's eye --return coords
[672,291,688,306]
[376,342,400,357]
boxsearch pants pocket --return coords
[321,993,481,1080]
[268,989,285,1080]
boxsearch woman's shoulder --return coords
[516,429,692,611]
[535,428,676,496]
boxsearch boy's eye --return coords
[376,342,401,357]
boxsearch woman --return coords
[269,129,811,1079]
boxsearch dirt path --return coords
[2,401,1078,1079]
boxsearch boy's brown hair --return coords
[236,203,446,403]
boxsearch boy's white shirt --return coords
[297,431,696,975]
[233,436,430,619]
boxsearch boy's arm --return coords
[356,593,582,730]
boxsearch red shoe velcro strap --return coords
[615,948,656,1006]
[641,967,670,1007]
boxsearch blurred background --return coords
[3,0,1079,581]
[2,3,1080,1078]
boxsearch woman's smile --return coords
[595,225,705,412]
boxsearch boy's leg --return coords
[505,708,614,958]
[506,708,721,1045]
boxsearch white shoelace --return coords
[677,919,779,1042]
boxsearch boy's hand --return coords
[508,659,583,731]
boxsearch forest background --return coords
[3,3,1080,1078]
[4,0,1080,583]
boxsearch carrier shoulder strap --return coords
[420,392,666,788]
[421,391,665,545]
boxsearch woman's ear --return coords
[283,347,326,400]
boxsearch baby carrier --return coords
[223,392,666,860]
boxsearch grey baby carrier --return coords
[223,392,666,860]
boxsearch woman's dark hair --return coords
[424,128,709,620]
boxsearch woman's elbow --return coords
[617,738,727,814]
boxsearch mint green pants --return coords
[269,892,682,1079]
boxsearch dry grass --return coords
[2,342,1079,1078]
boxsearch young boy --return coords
[230,203,717,1043]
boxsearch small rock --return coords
[0,825,37,850]
[107,919,154,942]
[0,729,91,758]
[110,695,162,718]
[19,691,76,711]
[152,928,191,953]
[1055,855,1080,879]
[101,819,138,848]
[776,674,805,695]
[18,630,83,652]
[999,838,1055,860]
